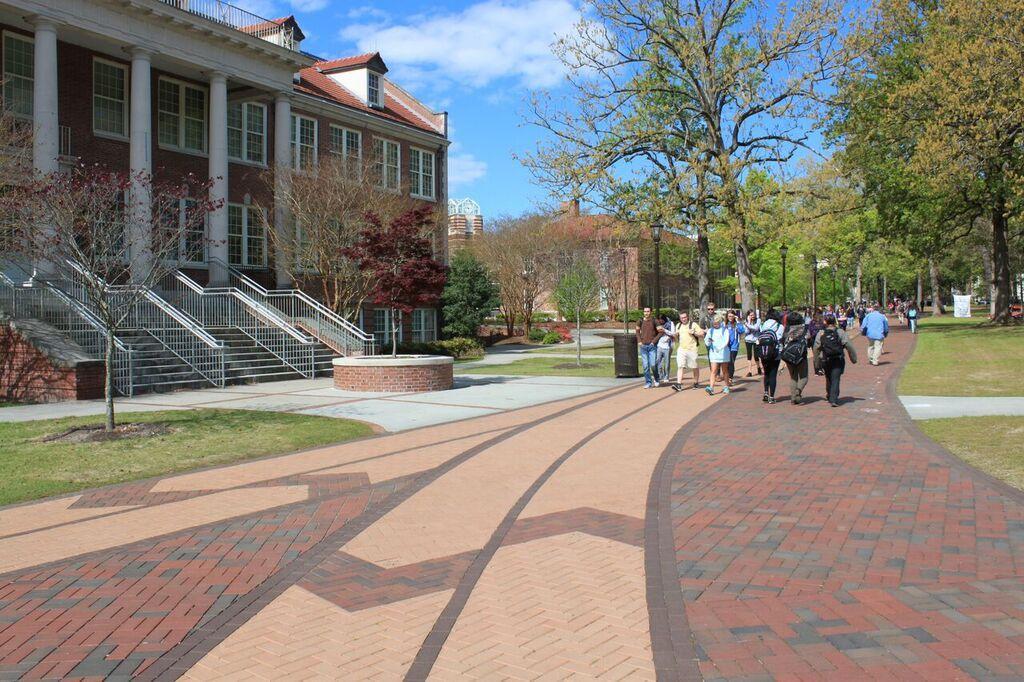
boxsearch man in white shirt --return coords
[655,314,674,385]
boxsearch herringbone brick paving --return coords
[1,322,1022,680]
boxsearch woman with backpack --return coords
[781,311,810,405]
[757,310,783,403]
[907,300,919,334]
[813,314,858,407]
[704,313,731,396]
[743,310,762,377]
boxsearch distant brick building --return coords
[448,198,484,253]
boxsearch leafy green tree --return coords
[553,260,601,366]
[440,251,500,339]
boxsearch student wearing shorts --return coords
[671,311,705,391]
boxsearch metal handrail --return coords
[62,260,226,388]
[211,258,375,356]
[0,269,136,396]
[170,271,316,378]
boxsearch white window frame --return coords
[373,308,403,346]
[411,308,437,342]
[409,147,436,201]
[2,31,33,119]
[367,72,382,108]
[291,114,318,171]
[162,198,207,266]
[330,124,362,176]
[293,220,319,274]
[157,76,208,154]
[93,58,129,140]
[227,101,267,166]
[373,137,400,192]
[227,203,267,269]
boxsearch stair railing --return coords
[213,258,375,356]
[168,271,316,378]
[60,261,226,388]
[0,270,136,396]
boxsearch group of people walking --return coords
[636,300,893,407]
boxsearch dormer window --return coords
[368,72,382,108]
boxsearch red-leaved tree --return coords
[345,206,446,356]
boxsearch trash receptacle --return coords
[613,333,639,377]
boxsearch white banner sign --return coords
[953,295,972,318]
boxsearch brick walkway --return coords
[1,325,1023,680]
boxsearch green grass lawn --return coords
[530,345,614,356]
[898,316,1024,396]
[0,409,372,506]
[460,356,619,377]
[918,416,1024,490]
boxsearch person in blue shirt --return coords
[724,310,745,387]
[704,314,731,395]
[860,303,890,365]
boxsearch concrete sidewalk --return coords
[0,374,633,431]
[900,395,1024,419]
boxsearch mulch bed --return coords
[39,422,173,444]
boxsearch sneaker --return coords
[692,383,700,390]
[793,395,802,405]
[705,386,714,396]
[762,393,769,403]
[672,384,682,393]
[723,387,731,395]
[830,402,839,407]
[643,384,653,389]
[746,372,752,378]
[767,396,776,404]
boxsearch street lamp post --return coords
[831,265,838,306]
[811,254,818,308]
[780,243,789,307]
[619,247,629,333]
[651,222,663,313]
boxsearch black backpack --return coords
[757,328,779,362]
[819,328,844,361]
[781,335,807,365]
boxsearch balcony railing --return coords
[159,0,298,51]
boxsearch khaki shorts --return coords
[677,349,699,370]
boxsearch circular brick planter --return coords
[332,355,454,393]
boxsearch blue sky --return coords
[236,0,581,219]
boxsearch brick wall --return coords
[0,325,104,402]
[333,361,452,392]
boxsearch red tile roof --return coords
[294,66,444,136]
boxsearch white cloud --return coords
[448,152,488,189]
[340,0,580,90]
[289,0,328,11]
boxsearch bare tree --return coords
[8,166,218,430]
[553,257,601,366]
[265,154,438,320]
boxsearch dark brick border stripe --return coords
[644,399,729,682]
[141,383,637,681]
[404,390,671,681]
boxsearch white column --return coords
[128,48,152,283]
[207,72,229,284]
[273,92,292,288]
[31,18,59,176]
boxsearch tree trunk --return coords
[916,271,923,305]
[853,258,863,304]
[734,238,756,313]
[391,307,398,356]
[696,227,711,311]
[991,198,1012,324]
[882,275,887,309]
[575,309,582,367]
[928,258,945,316]
[104,328,116,432]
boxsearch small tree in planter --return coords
[553,259,601,367]
[7,165,219,430]
[346,206,446,356]
[441,250,500,339]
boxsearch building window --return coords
[228,101,266,165]
[329,125,361,173]
[162,198,206,264]
[373,308,402,347]
[373,138,400,191]
[411,308,436,342]
[158,77,207,153]
[409,148,435,200]
[227,204,266,268]
[2,32,33,118]
[367,72,382,107]
[93,59,128,138]
[290,114,317,171]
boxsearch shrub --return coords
[441,251,500,339]
[550,324,574,343]
[579,310,606,323]
[527,327,547,342]
[541,331,562,344]
[395,337,484,359]
[531,311,555,323]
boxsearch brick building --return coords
[0,0,450,398]
[447,197,484,253]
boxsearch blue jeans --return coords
[909,318,917,333]
[656,344,672,382]
[640,343,658,386]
